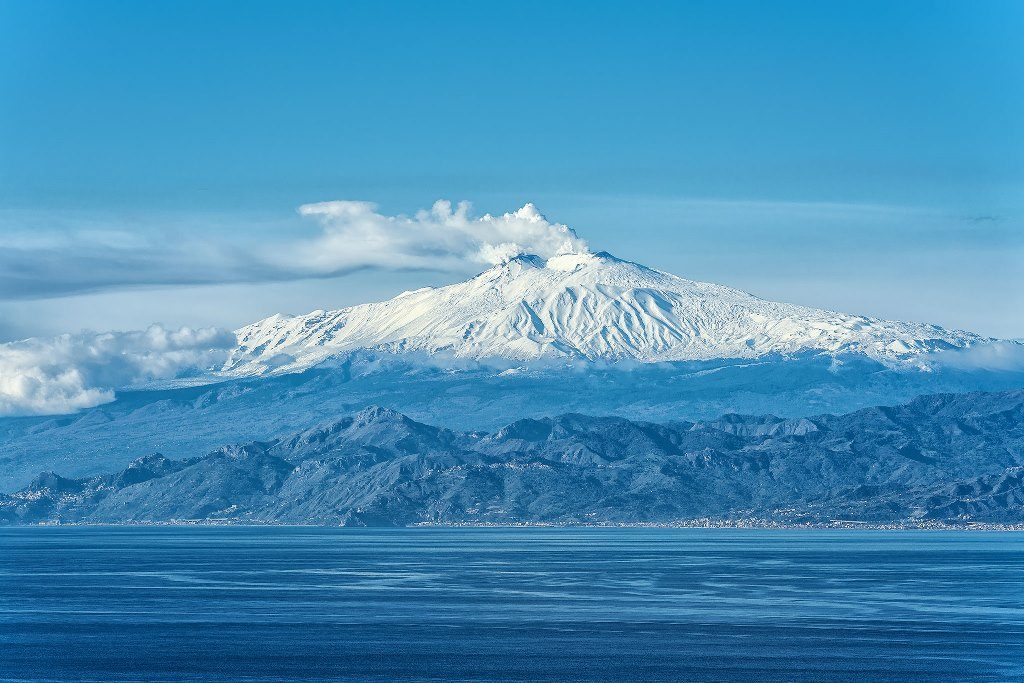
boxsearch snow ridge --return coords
[224,251,984,376]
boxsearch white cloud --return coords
[0,201,589,300]
[0,326,236,416]
[287,200,588,271]
[925,340,1024,372]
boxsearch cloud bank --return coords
[0,326,236,416]
[0,201,588,300]
[926,340,1024,372]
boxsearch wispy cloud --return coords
[0,201,587,300]
[0,231,259,299]
[0,326,236,416]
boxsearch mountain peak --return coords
[225,252,986,376]
[352,405,408,425]
[544,250,622,271]
[493,253,546,269]
[484,250,631,275]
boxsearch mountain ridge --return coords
[7,349,1024,493]
[6,389,1023,526]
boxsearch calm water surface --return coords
[0,527,1022,682]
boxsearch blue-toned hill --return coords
[5,389,1022,526]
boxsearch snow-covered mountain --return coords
[224,251,983,375]
[224,250,984,377]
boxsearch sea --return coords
[1,527,1021,682]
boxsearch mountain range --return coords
[1,248,1021,525]
[5,389,1022,526]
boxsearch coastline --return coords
[8,519,1023,531]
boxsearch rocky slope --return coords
[5,389,1022,526]
[8,351,1024,493]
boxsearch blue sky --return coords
[0,0,1021,339]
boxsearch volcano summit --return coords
[225,250,983,377]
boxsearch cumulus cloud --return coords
[0,326,236,416]
[0,201,589,300]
